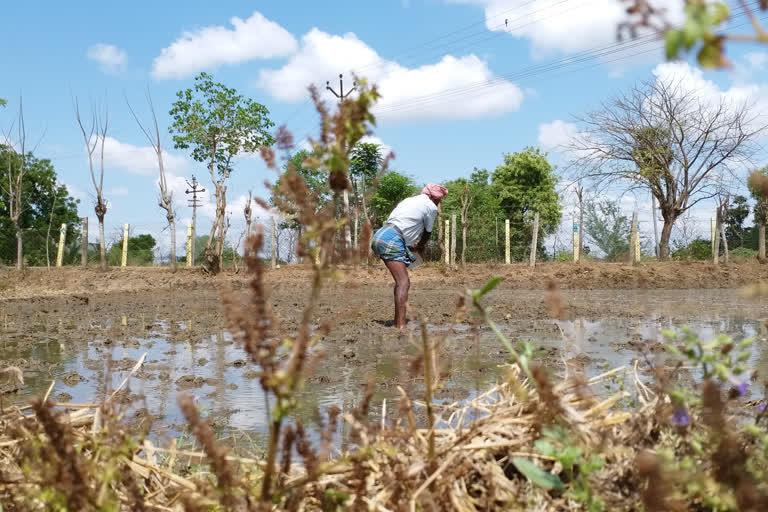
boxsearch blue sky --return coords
[2,0,767,255]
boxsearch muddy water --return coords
[2,289,767,446]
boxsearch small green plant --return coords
[513,425,605,511]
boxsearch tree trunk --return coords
[169,217,177,271]
[98,217,107,269]
[461,223,468,267]
[15,223,23,270]
[759,221,766,261]
[659,219,674,260]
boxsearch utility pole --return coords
[327,74,357,262]
[185,175,205,265]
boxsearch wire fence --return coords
[2,208,762,269]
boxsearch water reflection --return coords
[1,292,767,447]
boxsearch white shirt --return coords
[385,194,438,246]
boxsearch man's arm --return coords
[413,230,431,253]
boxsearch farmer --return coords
[371,183,448,328]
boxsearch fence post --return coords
[186,222,193,267]
[271,217,277,269]
[56,223,67,267]
[713,210,721,265]
[629,212,638,265]
[505,219,510,264]
[573,218,580,262]
[529,212,539,268]
[635,222,641,262]
[444,219,450,265]
[711,216,716,259]
[81,217,88,267]
[121,224,129,267]
[450,214,457,267]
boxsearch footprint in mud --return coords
[62,372,85,387]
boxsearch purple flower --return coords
[672,407,691,427]
[758,402,766,413]
[736,381,749,396]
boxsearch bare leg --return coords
[384,260,410,328]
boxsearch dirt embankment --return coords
[1,261,766,302]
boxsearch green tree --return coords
[369,171,418,226]
[492,147,561,260]
[441,168,503,262]
[724,195,750,249]
[272,150,330,217]
[169,72,275,273]
[0,146,81,266]
[749,168,768,260]
[582,198,630,261]
[107,233,156,266]
[349,142,382,220]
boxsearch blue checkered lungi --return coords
[371,224,415,266]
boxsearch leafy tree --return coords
[349,142,382,221]
[169,72,275,273]
[0,146,81,266]
[272,150,330,218]
[0,98,6,107]
[582,198,630,261]
[724,195,750,249]
[672,238,712,260]
[369,171,419,226]
[491,147,561,260]
[107,233,156,266]
[749,168,768,260]
[441,168,503,262]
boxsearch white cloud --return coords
[86,44,127,74]
[651,61,768,133]
[152,11,298,79]
[109,186,129,196]
[538,120,578,151]
[92,137,188,175]
[448,0,682,56]
[257,29,524,122]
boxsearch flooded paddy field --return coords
[2,266,767,450]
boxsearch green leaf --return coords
[697,40,726,69]
[476,277,502,298]
[534,439,557,457]
[512,457,565,491]
[665,29,684,59]
[711,2,730,24]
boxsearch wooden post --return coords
[505,219,510,264]
[529,212,539,268]
[81,217,88,267]
[634,223,641,262]
[711,216,716,259]
[720,220,729,264]
[573,218,580,262]
[271,217,277,269]
[629,212,638,265]
[713,212,720,265]
[121,224,129,267]
[444,219,450,265]
[186,222,193,267]
[450,214,457,267]
[56,223,67,267]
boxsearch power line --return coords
[372,6,765,117]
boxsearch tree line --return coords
[3,66,767,268]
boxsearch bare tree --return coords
[2,97,26,269]
[568,77,764,259]
[575,182,584,261]
[75,98,109,269]
[460,183,474,267]
[670,209,699,252]
[127,90,177,270]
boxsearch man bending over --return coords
[371,183,448,328]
